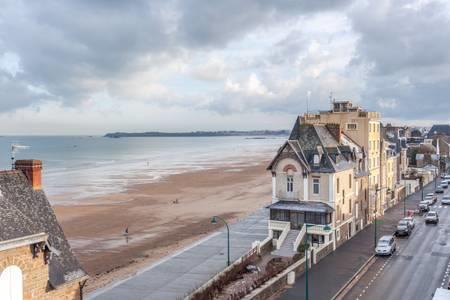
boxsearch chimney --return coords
[14,160,42,190]
[326,123,342,142]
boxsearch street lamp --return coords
[304,223,331,300]
[211,216,230,266]
[371,186,383,248]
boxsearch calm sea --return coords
[0,136,283,204]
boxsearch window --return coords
[347,123,357,130]
[287,175,294,193]
[349,174,352,189]
[342,190,345,204]
[313,178,320,194]
[337,178,340,192]
[0,265,23,300]
[313,154,320,165]
[349,198,352,214]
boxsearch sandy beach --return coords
[53,160,272,292]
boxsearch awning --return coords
[267,200,334,213]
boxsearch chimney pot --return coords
[14,160,42,190]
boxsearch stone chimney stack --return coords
[326,123,342,142]
[14,160,42,190]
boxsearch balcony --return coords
[306,224,333,235]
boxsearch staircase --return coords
[272,229,301,257]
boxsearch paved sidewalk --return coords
[88,209,269,300]
[279,181,437,300]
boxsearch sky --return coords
[1,0,450,134]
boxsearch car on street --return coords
[419,200,430,212]
[442,195,450,205]
[432,287,450,299]
[436,186,445,194]
[442,182,449,189]
[395,219,412,236]
[425,211,439,224]
[427,192,435,197]
[444,175,450,180]
[403,216,415,229]
[425,195,437,204]
[375,235,396,256]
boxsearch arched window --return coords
[0,265,23,300]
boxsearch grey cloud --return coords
[348,0,450,121]
[0,0,353,112]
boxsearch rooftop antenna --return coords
[11,144,30,170]
[329,91,334,110]
[307,90,311,114]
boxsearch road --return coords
[88,209,269,300]
[278,180,440,300]
[345,179,450,300]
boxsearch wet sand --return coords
[53,161,272,292]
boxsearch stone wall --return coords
[0,245,81,300]
[244,257,307,300]
[336,222,350,248]
[315,243,334,264]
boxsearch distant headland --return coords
[104,130,289,138]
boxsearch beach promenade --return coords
[88,209,269,300]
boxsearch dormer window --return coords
[313,154,320,165]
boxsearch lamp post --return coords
[211,216,230,266]
[372,186,382,248]
[304,223,331,300]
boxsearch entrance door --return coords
[0,266,23,300]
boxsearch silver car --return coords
[442,195,450,205]
[375,235,396,256]
[425,211,439,224]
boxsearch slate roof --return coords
[0,170,86,287]
[278,119,356,173]
[268,200,334,213]
[428,124,450,138]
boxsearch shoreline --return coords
[54,159,272,293]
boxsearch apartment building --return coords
[300,101,381,219]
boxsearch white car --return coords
[427,192,435,197]
[425,211,439,224]
[375,235,396,256]
[403,216,415,229]
[442,195,450,205]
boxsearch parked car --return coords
[403,216,415,229]
[436,187,445,194]
[442,195,450,205]
[395,219,412,236]
[427,192,435,197]
[425,211,439,224]
[375,235,396,256]
[425,195,437,204]
[444,175,450,180]
[442,182,449,189]
[419,201,430,212]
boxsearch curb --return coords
[330,255,377,300]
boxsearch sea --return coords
[0,136,284,204]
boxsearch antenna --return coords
[11,144,30,169]
[307,90,311,114]
[329,91,333,109]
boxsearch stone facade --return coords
[0,244,81,300]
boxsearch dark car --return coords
[436,187,445,194]
[395,219,412,236]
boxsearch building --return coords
[427,124,450,139]
[300,101,381,218]
[267,119,369,258]
[0,160,87,300]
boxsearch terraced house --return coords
[267,118,369,260]
[0,160,87,300]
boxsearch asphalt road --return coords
[345,179,450,300]
[278,180,439,300]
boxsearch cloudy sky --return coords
[1,0,450,134]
